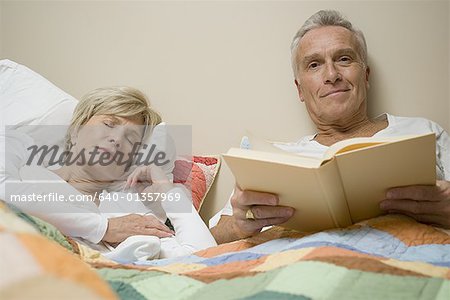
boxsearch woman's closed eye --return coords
[104,121,114,128]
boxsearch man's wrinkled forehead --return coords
[297,26,361,62]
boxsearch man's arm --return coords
[380,180,450,228]
[210,185,295,244]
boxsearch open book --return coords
[223,133,436,232]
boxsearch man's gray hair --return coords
[290,10,368,79]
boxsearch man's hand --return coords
[212,185,295,244]
[231,185,295,236]
[102,214,174,244]
[380,180,450,229]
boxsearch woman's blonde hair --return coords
[65,86,162,150]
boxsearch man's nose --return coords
[323,62,341,84]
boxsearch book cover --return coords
[223,133,436,232]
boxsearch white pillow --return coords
[0,59,77,148]
[143,122,176,181]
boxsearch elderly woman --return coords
[210,10,450,244]
[3,86,216,261]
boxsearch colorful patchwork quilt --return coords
[2,201,450,300]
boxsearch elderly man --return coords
[210,10,450,244]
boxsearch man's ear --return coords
[294,79,304,102]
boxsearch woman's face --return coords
[71,114,145,183]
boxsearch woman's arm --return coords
[0,130,109,243]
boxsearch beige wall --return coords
[0,1,3,58]
[1,1,449,222]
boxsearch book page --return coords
[322,135,420,162]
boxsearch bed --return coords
[2,201,449,300]
[1,60,450,300]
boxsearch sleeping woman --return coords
[2,86,217,262]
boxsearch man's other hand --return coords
[380,180,450,229]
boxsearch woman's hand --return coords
[124,165,174,220]
[102,213,174,244]
[125,165,173,194]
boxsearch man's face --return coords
[294,26,370,126]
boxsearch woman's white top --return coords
[0,129,217,261]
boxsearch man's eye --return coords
[338,56,351,63]
[103,122,113,128]
[308,62,319,69]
